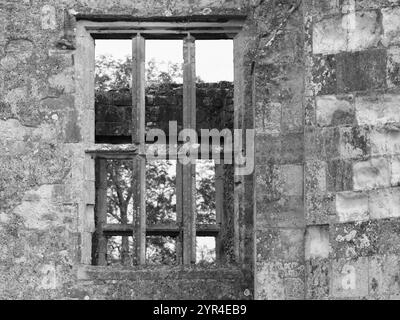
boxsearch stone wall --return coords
[0,0,250,300]
[253,0,400,300]
[95,82,234,141]
[1,0,400,300]
[303,0,400,299]
[253,0,306,300]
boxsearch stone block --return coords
[304,127,324,160]
[255,262,285,300]
[256,196,305,229]
[255,101,281,135]
[370,129,389,156]
[336,191,369,223]
[369,188,400,220]
[369,255,400,297]
[255,164,281,203]
[339,126,370,160]
[281,99,303,134]
[355,94,400,126]
[305,160,327,194]
[331,257,369,298]
[313,16,347,55]
[311,54,337,96]
[347,11,382,52]
[336,49,387,93]
[306,193,336,225]
[391,156,400,186]
[281,133,304,164]
[80,231,93,265]
[382,7,400,46]
[304,96,316,126]
[83,181,95,205]
[255,135,281,163]
[284,277,305,300]
[332,220,378,258]
[256,228,304,262]
[305,127,341,161]
[327,159,353,192]
[353,158,391,191]
[280,164,303,196]
[316,95,355,127]
[306,258,330,299]
[305,225,331,260]
[313,11,381,55]
[376,219,400,256]
[387,46,400,88]
[304,0,342,17]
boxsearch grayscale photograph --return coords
[0,0,399,307]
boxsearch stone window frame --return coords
[75,17,249,268]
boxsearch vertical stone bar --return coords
[136,156,146,265]
[182,35,196,265]
[132,34,146,146]
[215,163,224,262]
[176,163,183,264]
[233,34,244,263]
[132,34,146,264]
[95,158,107,266]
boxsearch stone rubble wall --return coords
[1,0,400,300]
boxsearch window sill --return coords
[76,264,243,281]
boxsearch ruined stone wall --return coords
[0,0,249,300]
[253,0,306,300]
[303,0,400,299]
[95,82,234,140]
[1,0,400,300]
[253,0,400,300]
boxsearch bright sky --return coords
[95,39,233,82]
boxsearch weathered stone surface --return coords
[313,11,381,55]
[347,11,382,52]
[382,7,400,46]
[256,260,305,300]
[255,101,281,135]
[332,220,378,258]
[355,94,400,126]
[313,16,347,55]
[331,257,369,298]
[306,258,330,299]
[257,196,305,228]
[305,225,331,260]
[316,95,355,127]
[256,228,305,262]
[339,126,370,160]
[305,160,327,194]
[280,133,304,164]
[0,0,254,301]
[2,0,400,301]
[387,46,400,88]
[304,127,340,161]
[336,191,369,223]
[391,156,400,186]
[369,188,400,220]
[353,158,391,191]
[311,54,337,96]
[306,193,336,225]
[327,159,353,192]
[336,49,387,93]
[369,255,400,297]
[255,262,285,300]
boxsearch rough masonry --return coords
[0,0,400,300]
